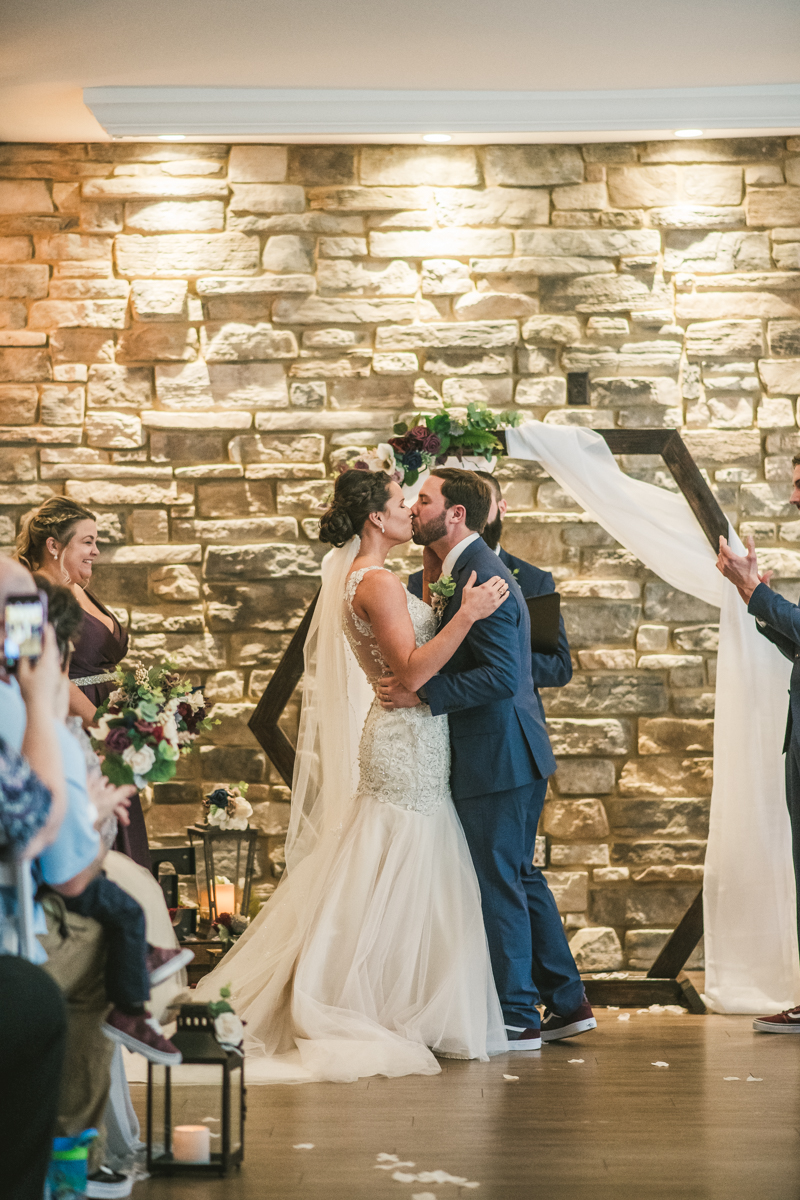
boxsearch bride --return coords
[193,468,510,1082]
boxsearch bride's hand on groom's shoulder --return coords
[460,571,510,621]
[377,675,421,710]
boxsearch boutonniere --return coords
[428,574,456,618]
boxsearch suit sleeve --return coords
[748,582,800,662]
[407,570,423,600]
[424,588,520,716]
[524,569,573,689]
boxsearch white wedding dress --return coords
[193,550,507,1083]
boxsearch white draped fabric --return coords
[507,422,800,1012]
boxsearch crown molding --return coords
[83,84,800,140]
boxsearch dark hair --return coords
[15,497,96,571]
[319,470,393,548]
[430,468,492,533]
[473,468,502,499]
[793,454,800,468]
[33,574,84,669]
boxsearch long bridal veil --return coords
[286,535,374,872]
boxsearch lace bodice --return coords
[344,566,438,681]
[343,565,449,817]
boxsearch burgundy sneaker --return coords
[753,1004,800,1033]
[147,945,194,986]
[505,1024,542,1051]
[540,997,597,1042]
[102,1009,182,1064]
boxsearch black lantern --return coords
[146,1003,245,1176]
[187,823,258,925]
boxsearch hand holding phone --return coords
[16,625,63,716]
[4,591,48,672]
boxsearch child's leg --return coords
[61,875,150,1012]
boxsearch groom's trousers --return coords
[455,779,585,1029]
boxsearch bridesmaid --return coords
[15,496,151,868]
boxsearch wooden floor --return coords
[131,1009,800,1200]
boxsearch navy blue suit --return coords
[410,537,583,1026]
[409,544,572,721]
[748,581,800,944]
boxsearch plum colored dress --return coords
[69,593,151,869]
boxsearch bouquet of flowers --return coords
[88,661,213,788]
[203,782,253,831]
[391,401,522,488]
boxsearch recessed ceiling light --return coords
[674,129,704,139]
[157,134,186,141]
[422,133,452,143]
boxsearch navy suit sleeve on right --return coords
[748,582,800,661]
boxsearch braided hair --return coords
[15,497,97,572]
[318,470,392,548]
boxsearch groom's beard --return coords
[481,512,503,551]
[411,511,449,546]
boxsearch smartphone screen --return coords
[4,592,47,672]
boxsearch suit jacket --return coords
[417,537,558,800]
[748,581,800,753]
[409,545,572,722]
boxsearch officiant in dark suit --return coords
[408,469,573,713]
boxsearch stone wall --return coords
[2,136,800,968]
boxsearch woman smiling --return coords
[15,497,150,867]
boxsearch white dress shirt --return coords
[440,531,481,580]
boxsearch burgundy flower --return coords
[410,424,429,441]
[105,726,132,754]
[135,720,165,742]
[177,702,192,722]
[389,434,414,455]
[422,434,441,454]
[214,913,233,930]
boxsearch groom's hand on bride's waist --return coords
[377,675,421,710]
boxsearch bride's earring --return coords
[378,520,385,533]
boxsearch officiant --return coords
[408,469,572,707]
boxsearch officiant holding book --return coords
[408,469,573,707]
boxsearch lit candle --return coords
[214,882,236,915]
[173,1125,210,1163]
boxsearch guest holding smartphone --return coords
[15,499,150,869]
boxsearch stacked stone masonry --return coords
[4,136,800,968]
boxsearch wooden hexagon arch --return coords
[249,428,724,1011]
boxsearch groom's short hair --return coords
[430,469,492,533]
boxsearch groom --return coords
[378,469,595,1049]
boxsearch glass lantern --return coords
[146,1003,245,1176]
[187,824,258,925]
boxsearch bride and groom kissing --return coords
[193,466,595,1082]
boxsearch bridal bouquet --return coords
[88,661,213,788]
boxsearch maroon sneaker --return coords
[102,1009,182,1064]
[753,1004,800,1033]
[505,1024,542,1050]
[540,997,597,1042]
[147,945,194,986]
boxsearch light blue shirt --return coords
[0,679,100,958]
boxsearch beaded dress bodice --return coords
[343,566,450,816]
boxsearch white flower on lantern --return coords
[214,1011,244,1047]
[122,743,156,776]
[206,805,227,828]
[227,795,253,831]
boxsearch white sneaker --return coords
[85,1167,133,1199]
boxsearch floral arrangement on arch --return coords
[88,662,213,788]
[335,401,522,489]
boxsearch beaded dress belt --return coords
[72,671,117,687]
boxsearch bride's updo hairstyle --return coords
[319,469,392,548]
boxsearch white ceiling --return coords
[1,0,799,142]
